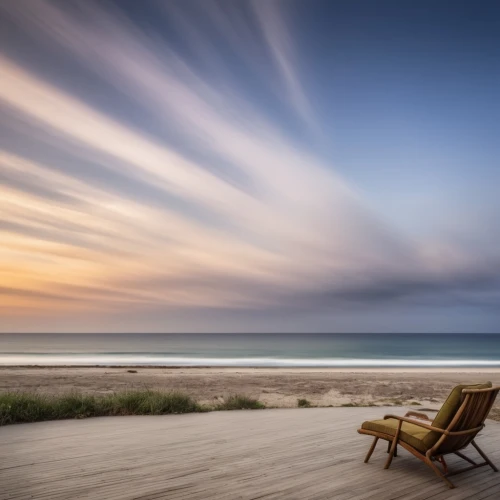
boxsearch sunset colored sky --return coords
[1,0,499,333]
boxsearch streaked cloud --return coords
[251,0,319,131]
[0,0,498,332]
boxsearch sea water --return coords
[1,333,500,367]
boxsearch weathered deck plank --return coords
[1,407,499,499]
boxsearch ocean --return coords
[1,333,500,367]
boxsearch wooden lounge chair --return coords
[358,382,500,488]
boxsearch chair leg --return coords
[471,440,499,472]
[386,440,397,457]
[436,455,448,475]
[384,437,398,469]
[425,457,456,489]
[364,437,379,463]
[454,451,477,466]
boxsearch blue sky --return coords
[0,0,499,333]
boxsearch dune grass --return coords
[0,391,200,426]
[0,391,268,425]
[297,398,311,408]
[215,394,265,410]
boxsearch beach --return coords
[2,366,500,419]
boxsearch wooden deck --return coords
[1,407,499,499]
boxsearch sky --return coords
[0,0,499,333]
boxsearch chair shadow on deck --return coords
[358,383,500,489]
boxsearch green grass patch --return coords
[297,398,311,408]
[215,394,265,410]
[0,391,200,426]
[0,391,267,425]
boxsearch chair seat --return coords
[361,418,431,453]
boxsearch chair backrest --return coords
[433,385,500,455]
[422,382,492,452]
[432,382,492,430]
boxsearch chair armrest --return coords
[383,414,446,434]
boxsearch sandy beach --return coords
[2,366,500,419]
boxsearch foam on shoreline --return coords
[2,354,500,368]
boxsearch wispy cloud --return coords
[0,0,498,331]
[251,0,319,132]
